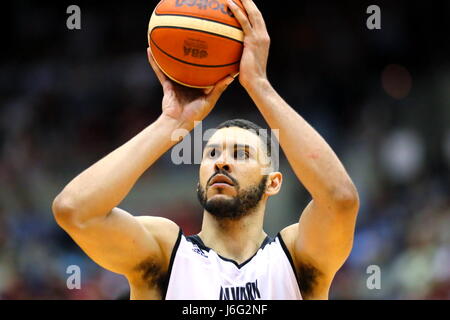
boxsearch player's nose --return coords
[214,159,231,173]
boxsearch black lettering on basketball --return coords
[221,3,234,17]
[209,0,220,10]
[175,0,236,17]
[183,39,209,59]
[196,0,208,10]
[187,0,197,8]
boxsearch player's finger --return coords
[206,75,235,103]
[240,0,266,31]
[227,0,252,34]
[147,47,175,92]
[203,86,214,95]
[147,47,168,85]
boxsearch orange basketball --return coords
[148,0,244,88]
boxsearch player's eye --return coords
[208,148,218,158]
[234,149,249,160]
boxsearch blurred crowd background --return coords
[1,0,449,299]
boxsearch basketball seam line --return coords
[154,12,243,31]
[151,25,243,44]
[150,35,241,68]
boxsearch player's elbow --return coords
[52,193,80,228]
[330,181,360,215]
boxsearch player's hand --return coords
[147,48,235,129]
[227,0,270,93]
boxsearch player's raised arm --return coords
[228,0,359,299]
[52,49,235,281]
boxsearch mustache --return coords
[206,170,238,187]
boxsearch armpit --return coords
[297,262,323,299]
[134,257,168,294]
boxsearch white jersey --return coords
[164,230,303,300]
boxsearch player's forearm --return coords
[53,114,186,224]
[247,79,358,210]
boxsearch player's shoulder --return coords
[279,223,332,299]
[278,223,301,272]
[279,223,299,249]
[136,215,179,231]
[136,216,181,254]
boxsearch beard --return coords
[196,174,268,220]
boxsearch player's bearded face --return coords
[197,172,268,220]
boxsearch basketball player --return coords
[52,0,359,300]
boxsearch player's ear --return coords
[265,172,282,196]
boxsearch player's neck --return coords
[198,205,267,264]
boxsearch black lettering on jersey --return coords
[251,281,261,298]
[240,287,248,300]
[219,287,230,300]
[219,280,260,300]
[192,244,208,258]
[230,287,239,300]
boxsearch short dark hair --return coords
[216,119,279,171]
